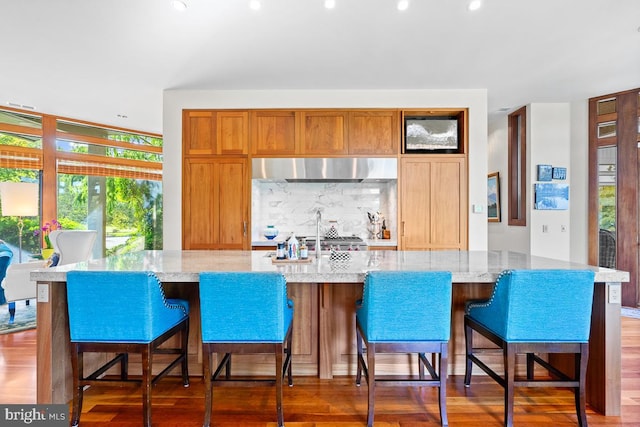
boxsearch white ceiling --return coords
[1,0,639,134]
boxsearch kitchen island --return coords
[31,250,628,416]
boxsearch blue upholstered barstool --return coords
[356,270,453,427]
[66,271,190,427]
[199,271,293,427]
[464,269,596,427]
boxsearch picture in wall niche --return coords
[534,183,569,210]
[404,115,461,153]
[487,172,500,222]
[537,164,552,181]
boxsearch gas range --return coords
[302,236,368,252]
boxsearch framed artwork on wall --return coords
[537,164,552,181]
[488,172,500,222]
[552,167,567,180]
[534,183,569,210]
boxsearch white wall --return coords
[529,103,571,261]
[487,102,591,263]
[163,89,488,250]
[569,100,589,264]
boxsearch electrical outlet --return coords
[37,283,49,303]
[608,284,621,304]
[542,225,548,233]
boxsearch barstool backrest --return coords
[358,270,453,342]
[466,269,595,342]
[199,271,291,343]
[66,270,188,342]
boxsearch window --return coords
[508,106,526,226]
[0,107,163,261]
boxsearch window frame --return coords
[507,106,527,226]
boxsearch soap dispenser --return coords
[288,233,299,260]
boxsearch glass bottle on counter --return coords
[300,239,308,259]
[276,242,286,259]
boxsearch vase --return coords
[263,225,279,240]
[42,248,55,260]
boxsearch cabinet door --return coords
[401,159,432,250]
[301,111,348,155]
[182,158,248,249]
[217,158,248,249]
[400,158,467,250]
[183,111,248,155]
[183,158,217,249]
[217,111,248,155]
[183,111,216,156]
[251,110,299,155]
[348,110,399,155]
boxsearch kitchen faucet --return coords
[315,208,321,258]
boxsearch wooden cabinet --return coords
[348,110,399,155]
[182,157,248,249]
[300,111,348,155]
[400,157,468,250]
[183,110,248,156]
[251,110,299,155]
[183,111,216,155]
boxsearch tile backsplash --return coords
[251,180,397,241]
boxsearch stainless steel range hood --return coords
[252,158,397,182]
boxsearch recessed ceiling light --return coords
[468,0,482,11]
[324,0,336,9]
[249,0,261,10]
[397,0,409,11]
[6,101,35,110]
[171,1,187,11]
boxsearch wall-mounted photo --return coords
[487,172,500,222]
[534,183,569,210]
[552,167,567,180]
[404,115,461,153]
[537,164,552,181]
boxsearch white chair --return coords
[1,261,43,323]
[2,230,97,323]
[49,230,97,265]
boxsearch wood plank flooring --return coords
[1,316,638,426]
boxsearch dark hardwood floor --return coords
[1,316,638,426]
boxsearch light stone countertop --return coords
[31,250,629,284]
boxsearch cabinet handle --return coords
[243,221,247,236]
[402,221,405,237]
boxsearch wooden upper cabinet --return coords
[251,110,299,155]
[183,110,248,156]
[183,111,216,155]
[217,111,248,155]
[348,110,399,155]
[300,111,348,155]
